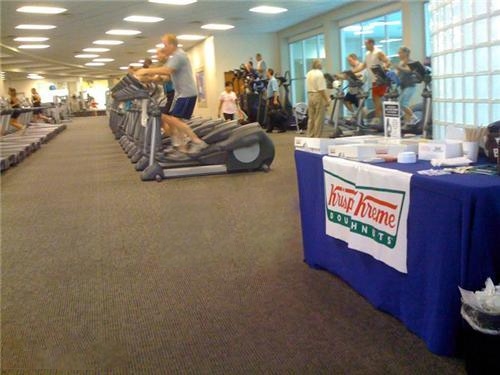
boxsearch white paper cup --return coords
[462,141,479,163]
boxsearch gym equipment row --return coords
[109,74,275,181]
[1,108,68,172]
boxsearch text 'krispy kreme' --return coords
[328,184,398,229]
[327,184,356,213]
[353,192,397,229]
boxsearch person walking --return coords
[218,81,242,120]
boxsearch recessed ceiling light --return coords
[85,62,105,66]
[75,54,99,58]
[93,40,124,45]
[124,15,164,23]
[177,34,205,41]
[148,0,197,5]
[27,74,45,79]
[17,6,67,14]
[201,24,234,30]
[14,37,49,42]
[16,24,57,30]
[18,44,50,49]
[83,47,110,52]
[106,29,141,36]
[249,6,288,14]
[93,58,115,62]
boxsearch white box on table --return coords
[294,135,384,155]
[294,137,339,154]
[327,143,377,159]
[418,140,463,160]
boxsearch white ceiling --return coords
[1,0,351,81]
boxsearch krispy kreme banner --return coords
[323,157,412,273]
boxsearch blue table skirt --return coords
[295,150,500,356]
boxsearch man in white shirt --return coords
[306,59,330,137]
[255,53,267,78]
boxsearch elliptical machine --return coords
[111,74,275,181]
[408,61,432,139]
[326,71,372,137]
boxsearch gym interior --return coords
[1,0,499,373]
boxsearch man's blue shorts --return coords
[164,96,197,119]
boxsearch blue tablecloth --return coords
[295,150,500,356]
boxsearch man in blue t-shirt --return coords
[265,68,286,133]
[136,34,207,154]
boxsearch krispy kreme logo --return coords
[326,182,405,248]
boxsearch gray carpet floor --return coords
[1,116,465,374]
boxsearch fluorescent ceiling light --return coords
[177,34,205,41]
[93,58,115,62]
[147,48,158,53]
[249,6,287,14]
[16,24,56,30]
[201,24,234,30]
[178,43,183,47]
[27,74,45,79]
[106,29,141,36]
[75,54,99,58]
[85,62,105,66]
[17,6,66,14]
[18,44,50,49]
[14,37,49,42]
[93,40,124,45]
[124,15,164,23]
[129,62,143,67]
[119,66,129,70]
[83,47,110,52]
[155,43,165,48]
[148,0,197,5]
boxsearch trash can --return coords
[461,302,500,375]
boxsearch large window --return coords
[340,11,402,70]
[289,34,325,104]
[431,0,500,137]
[424,2,432,58]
